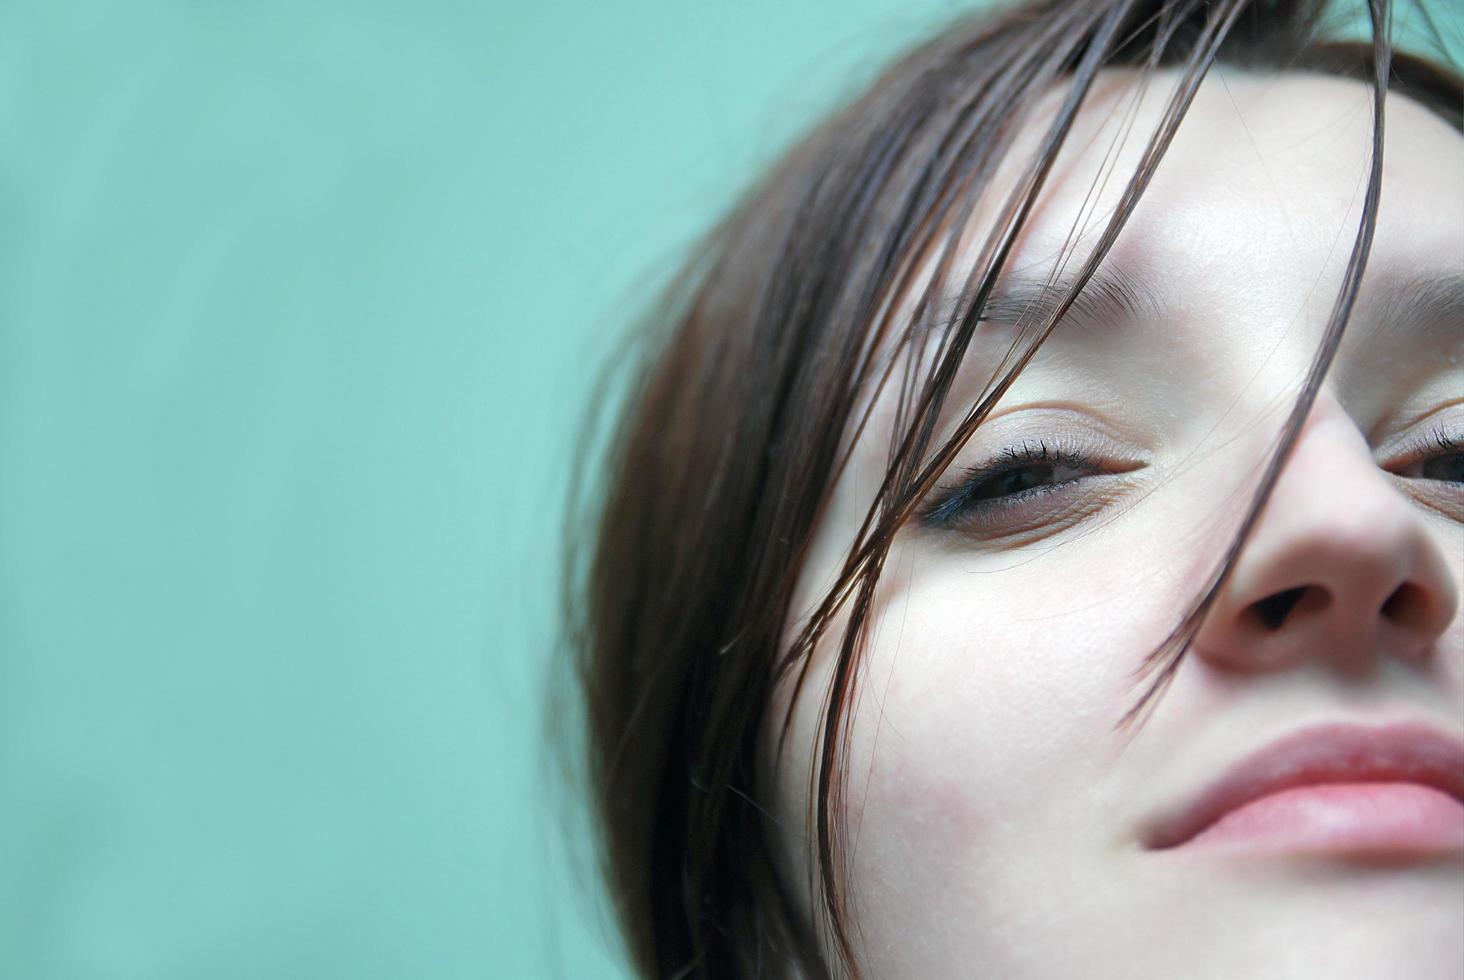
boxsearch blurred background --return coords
[0,2,971,977]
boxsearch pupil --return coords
[990,464,1052,498]
[1422,453,1464,483]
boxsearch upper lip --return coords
[1144,722,1464,850]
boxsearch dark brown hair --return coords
[563,1,1462,976]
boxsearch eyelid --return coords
[933,407,1148,474]
[1375,408,1463,471]
[931,436,1098,495]
[919,432,1146,537]
[920,440,1097,526]
[923,467,1138,545]
[1383,422,1462,477]
[1371,395,1463,443]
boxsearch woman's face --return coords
[772,71,1464,978]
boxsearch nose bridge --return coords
[1276,403,1415,579]
[1193,395,1459,673]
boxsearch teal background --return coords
[4,3,1455,978]
[0,2,965,978]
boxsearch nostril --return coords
[1381,582,1430,629]
[1251,587,1307,629]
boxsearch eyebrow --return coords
[928,267,1462,342]
[1367,272,1464,341]
[927,263,1170,338]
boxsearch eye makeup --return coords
[919,434,1143,537]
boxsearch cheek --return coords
[770,512,1217,969]
[837,441,1251,862]
[840,539,1185,884]
[867,542,1139,739]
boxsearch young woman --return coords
[565,0,1463,976]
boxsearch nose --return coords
[1193,399,1459,676]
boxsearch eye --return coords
[1384,421,1464,522]
[920,438,1125,533]
[1389,425,1463,484]
[1418,453,1464,483]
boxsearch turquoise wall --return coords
[0,2,961,977]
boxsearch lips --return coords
[1144,722,1464,851]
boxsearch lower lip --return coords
[1179,782,1464,856]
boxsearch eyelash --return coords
[920,421,1463,536]
[920,437,1111,530]
[1390,422,1463,482]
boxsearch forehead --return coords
[988,68,1464,323]
[838,68,1464,479]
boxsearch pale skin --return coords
[769,70,1464,978]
